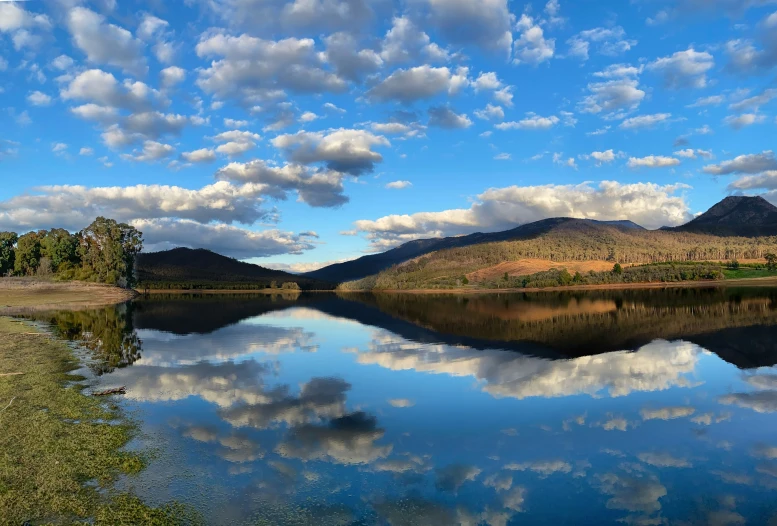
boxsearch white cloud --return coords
[352,181,691,249]
[428,106,473,129]
[272,128,390,175]
[687,95,725,108]
[366,65,469,103]
[425,0,513,53]
[65,7,147,76]
[298,112,318,123]
[494,153,512,161]
[195,32,347,104]
[727,171,777,190]
[729,89,777,112]
[580,149,620,165]
[135,218,316,258]
[703,151,777,175]
[627,155,681,169]
[496,114,560,130]
[724,10,777,73]
[0,181,275,232]
[513,14,555,65]
[216,159,348,207]
[385,180,412,189]
[211,129,262,157]
[379,16,449,65]
[724,113,766,129]
[323,31,383,82]
[567,26,636,61]
[473,72,503,91]
[620,113,672,130]
[474,104,505,121]
[120,140,175,163]
[593,63,643,79]
[181,148,217,163]
[160,66,186,89]
[79,147,94,156]
[27,91,52,106]
[493,86,515,107]
[323,102,345,114]
[52,143,68,154]
[647,48,714,89]
[61,69,162,112]
[579,79,645,114]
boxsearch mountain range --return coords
[137,196,777,288]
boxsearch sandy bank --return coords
[0,279,136,314]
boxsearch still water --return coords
[31,288,777,525]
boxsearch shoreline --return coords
[337,276,777,295]
[0,279,136,314]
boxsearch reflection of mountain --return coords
[331,289,777,369]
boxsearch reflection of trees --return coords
[34,304,141,375]
[336,289,777,363]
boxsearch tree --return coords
[613,263,623,275]
[281,281,300,290]
[0,232,17,276]
[504,272,509,281]
[14,231,44,276]
[767,253,777,271]
[729,259,740,270]
[78,218,143,287]
[41,228,79,272]
[462,276,469,285]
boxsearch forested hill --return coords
[668,196,777,236]
[338,218,777,290]
[303,218,646,284]
[136,248,334,290]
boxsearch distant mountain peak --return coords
[673,195,777,236]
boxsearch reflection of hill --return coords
[132,293,311,334]
[333,289,777,368]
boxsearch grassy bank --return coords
[0,317,196,524]
[0,278,135,314]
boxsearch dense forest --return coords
[0,217,143,288]
[339,221,777,290]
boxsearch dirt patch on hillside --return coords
[466,259,616,283]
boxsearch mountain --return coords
[303,218,646,283]
[136,247,334,289]
[670,196,777,236]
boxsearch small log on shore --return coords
[92,386,126,396]
[0,372,24,377]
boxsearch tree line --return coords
[0,217,143,288]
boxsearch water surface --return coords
[33,288,777,525]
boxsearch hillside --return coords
[670,196,777,236]
[304,218,645,283]
[338,218,777,290]
[136,248,334,290]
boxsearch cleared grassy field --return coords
[0,279,134,313]
[722,268,777,280]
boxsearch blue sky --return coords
[1,0,777,271]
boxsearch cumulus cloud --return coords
[496,113,560,130]
[160,66,186,88]
[379,16,449,65]
[119,140,175,163]
[385,180,412,190]
[627,156,681,169]
[579,79,645,115]
[596,473,667,514]
[729,89,777,112]
[703,151,777,175]
[620,113,672,130]
[211,129,262,157]
[567,26,636,61]
[724,113,766,129]
[424,0,513,53]
[61,69,162,112]
[216,159,348,207]
[195,32,347,104]
[323,31,382,82]
[640,406,695,421]
[435,464,482,492]
[65,7,146,76]
[513,14,555,65]
[0,181,274,232]
[474,104,505,121]
[580,149,619,165]
[505,460,572,477]
[687,95,725,108]
[366,65,469,103]
[27,91,52,106]
[428,106,473,129]
[271,128,389,175]
[724,11,777,74]
[134,218,317,258]
[647,48,714,89]
[181,148,217,163]
[353,181,691,249]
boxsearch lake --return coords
[30,287,777,525]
